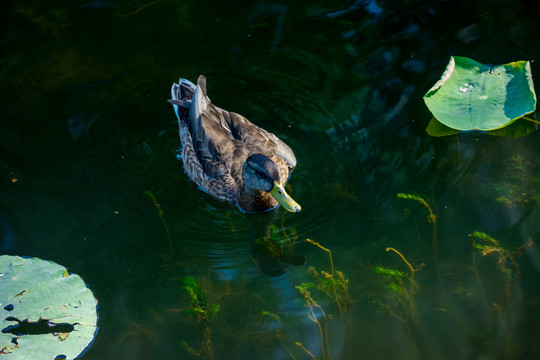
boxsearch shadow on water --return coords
[248,211,306,277]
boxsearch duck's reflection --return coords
[247,210,305,277]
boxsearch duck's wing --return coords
[171,76,240,179]
[263,129,297,169]
[227,112,297,169]
[170,76,295,179]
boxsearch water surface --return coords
[1,0,540,359]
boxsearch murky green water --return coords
[2,0,540,359]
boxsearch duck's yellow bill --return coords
[270,182,301,213]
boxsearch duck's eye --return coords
[255,169,265,177]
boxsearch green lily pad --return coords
[0,256,98,359]
[424,56,537,132]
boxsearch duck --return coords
[168,75,301,214]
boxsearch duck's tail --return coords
[169,78,196,122]
[169,76,210,127]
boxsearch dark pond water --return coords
[2,0,540,359]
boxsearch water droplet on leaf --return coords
[459,83,474,92]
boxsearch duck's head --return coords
[243,154,301,213]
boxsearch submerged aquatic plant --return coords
[293,239,353,360]
[270,223,299,245]
[180,276,220,360]
[295,284,331,360]
[397,193,436,224]
[253,224,306,277]
[259,311,298,359]
[466,232,532,354]
[305,239,353,318]
[469,232,522,308]
[397,193,439,285]
[144,190,173,255]
[492,154,540,208]
[372,248,421,326]
[260,239,351,360]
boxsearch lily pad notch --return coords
[424,56,537,137]
[0,255,98,359]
